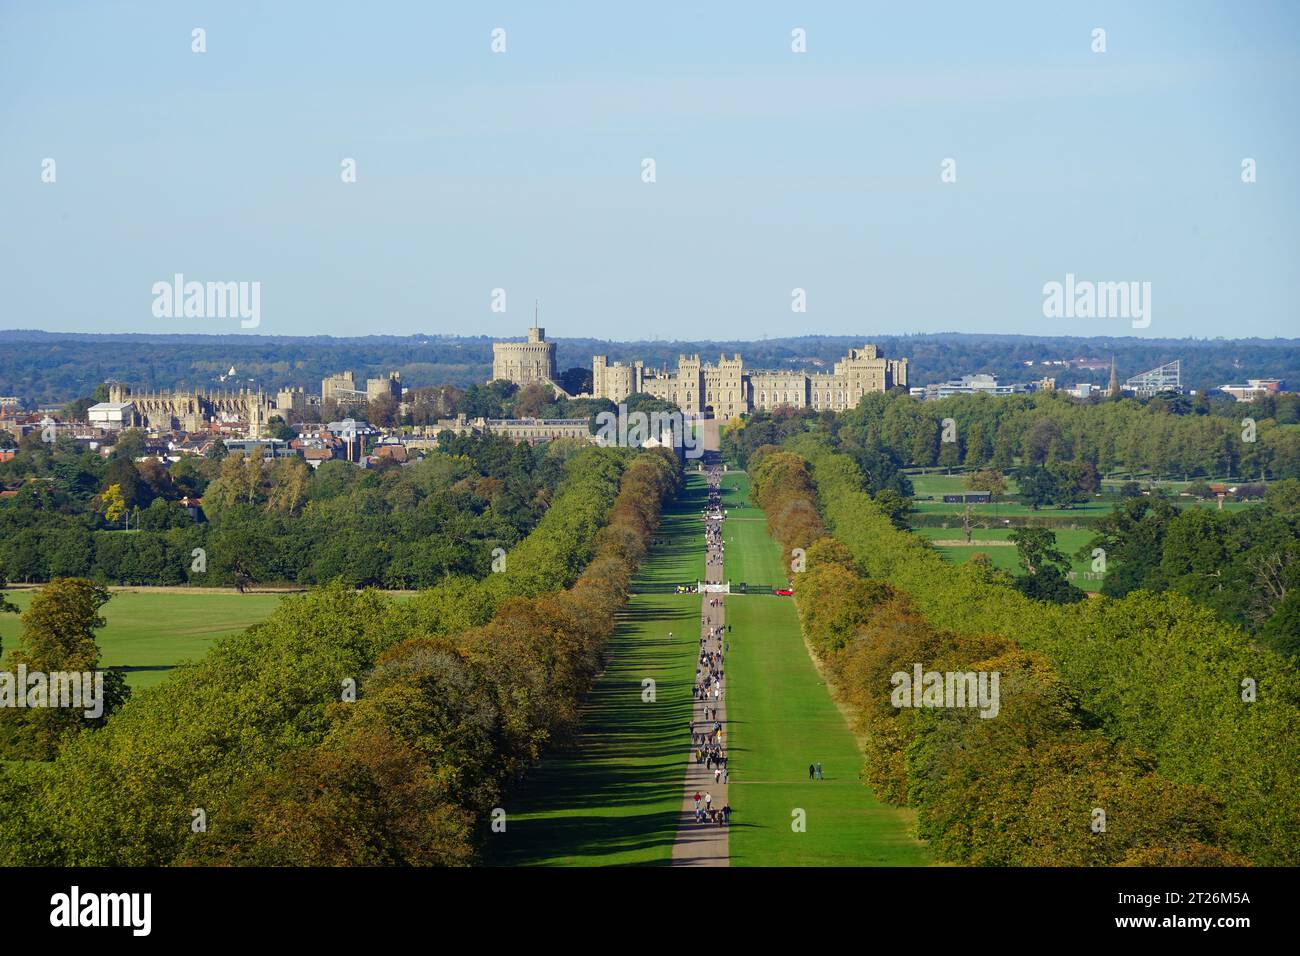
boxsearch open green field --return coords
[907,470,1256,519]
[911,526,1104,592]
[0,589,285,691]
[486,474,708,866]
[719,472,789,591]
[725,477,930,866]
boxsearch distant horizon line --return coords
[3,328,1298,346]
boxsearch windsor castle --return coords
[493,324,908,420]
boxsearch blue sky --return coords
[2,1,1297,340]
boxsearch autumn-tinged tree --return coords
[98,483,127,526]
[265,457,312,515]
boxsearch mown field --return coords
[0,589,286,691]
[722,472,930,866]
[718,472,789,591]
[911,526,1104,592]
[906,470,1256,519]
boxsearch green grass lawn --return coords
[912,526,1105,592]
[0,589,285,691]
[719,472,789,591]
[908,470,1258,517]
[486,474,708,866]
[725,479,930,866]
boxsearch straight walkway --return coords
[671,430,731,865]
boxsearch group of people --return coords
[689,465,732,829]
[692,789,731,827]
[695,646,724,701]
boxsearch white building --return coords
[1219,379,1283,402]
[87,402,134,430]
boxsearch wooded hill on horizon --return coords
[2,329,1297,407]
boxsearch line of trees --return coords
[0,447,681,865]
[1084,481,1300,656]
[0,431,580,589]
[726,390,1300,483]
[751,440,1300,865]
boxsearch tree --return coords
[1088,496,1178,598]
[557,366,593,396]
[963,420,990,468]
[103,457,152,511]
[0,578,130,758]
[1265,478,1300,515]
[1259,591,1300,660]
[1007,527,1085,603]
[99,484,128,527]
[0,572,18,628]
[266,458,312,515]
[1018,466,1057,510]
[367,394,399,428]
[110,429,147,461]
[873,489,911,530]
[990,423,1018,470]
[267,415,297,442]
[966,469,1006,497]
[938,437,963,472]
[1009,527,1068,576]
[1024,417,1062,466]
[512,383,554,419]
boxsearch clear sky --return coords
[2,1,1297,341]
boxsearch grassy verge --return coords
[0,589,285,691]
[486,474,707,866]
[724,475,930,866]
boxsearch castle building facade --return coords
[592,344,907,419]
[106,383,275,436]
[492,325,556,387]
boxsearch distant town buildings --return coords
[1124,360,1182,397]
[422,415,594,445]
[104,382,276,435]
[911,374,1024,400]
[87,401,134,430]
[321,370,401,407]
[19,326,1299,480]
[1220,378,1284,402]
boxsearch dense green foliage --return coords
[845,390,1299,478]
[1085,487,1300,656]
[0,447,681,865]
[0,431,579,589]
[753,442,1300,865]
[0,579,131,759]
